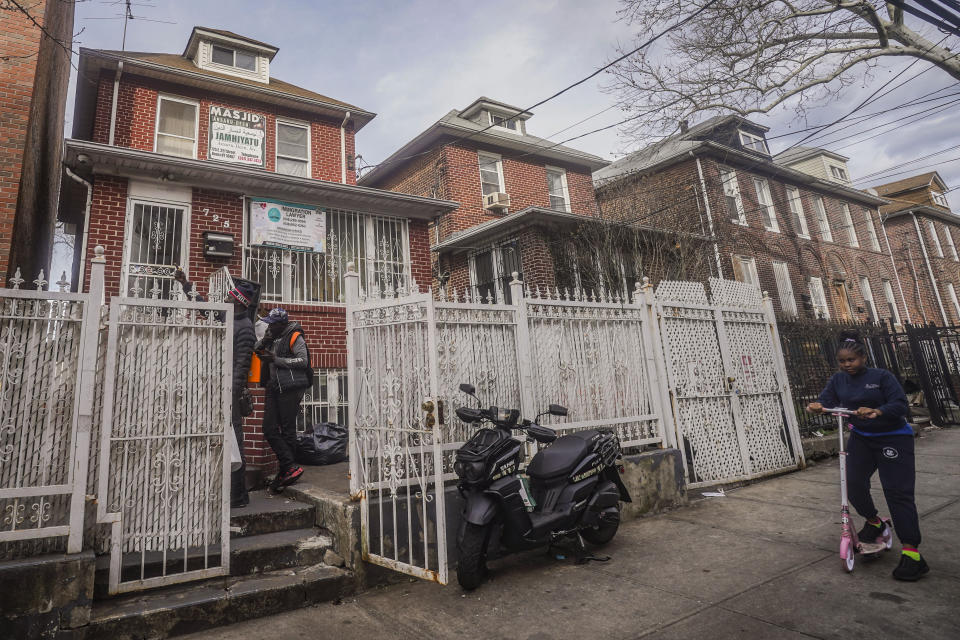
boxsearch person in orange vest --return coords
[255,308,312,492]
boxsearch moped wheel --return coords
[457,522,491,590]
[841,540,855,573]
[581,508,620,546]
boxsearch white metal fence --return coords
[0,248,233,595]
[345,269,804,582]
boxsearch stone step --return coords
[230,490,315,538]
[93,528,333,598]
[81,563,352,640]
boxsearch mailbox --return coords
[203,231,234,258]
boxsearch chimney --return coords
[680,120,689,134]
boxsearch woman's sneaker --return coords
[857,519,887,544]
[893,553,929,581]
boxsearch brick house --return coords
[61,27,456,477]
[357,97,609,301]
[593,117,908,324]
[0,0,74,280]
[874,172,960,325]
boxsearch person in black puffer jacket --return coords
[227,282,257,508]
[255,307,312,491]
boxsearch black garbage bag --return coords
[295,422,348,465]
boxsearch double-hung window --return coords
[814,197,832,242]
[546,166,570,212]
[841,204,858,247]
[720,167,746,225]
[926,220,944,257]
[470,241,523,304]
[753,178,779,231]
[245,207,410,304]
[786,187,810,238]
[882,279,902,325]
[732,255,760,286]
[948,283,960,322]
[738,130,769,153]
[932,191,949,207]
[859,276,878,321]
[809,277,830,319]
[863,210,882,251]
[945,228,959,261]
[478,152,505,197]
[276,121,310,178]
[155,95,198,159]
[211,44,257,71]
[772,260,797,316]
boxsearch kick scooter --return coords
[824,408,894,572]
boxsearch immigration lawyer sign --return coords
[208,106,265,167]
[248,198,326,253]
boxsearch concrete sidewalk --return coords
[185,428,960,640]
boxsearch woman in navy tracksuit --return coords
[807,330,928,581]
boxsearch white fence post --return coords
[640,279,676,449]
[510,273,536,421]
[344,263,361,495]
[67,246,106,553]
[763,291,806,468]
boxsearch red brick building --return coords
[594,117,908,324]
[0,0,74,280]
[61,27,456,476]
[358,97,608,300]
[875,172,960,325]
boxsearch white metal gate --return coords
[656,278,802,487]
[346,277,448,584]
[96,295,233,594]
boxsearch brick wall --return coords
[90,70,355,184]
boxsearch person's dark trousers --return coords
[262,387,305,474]
[231,403,249,505]
[846,431,921,546]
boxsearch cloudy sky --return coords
[65,0,960,204]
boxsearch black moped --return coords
[453,383,632,589]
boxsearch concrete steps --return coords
[79,491,351,639]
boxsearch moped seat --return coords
[526,434,590,479]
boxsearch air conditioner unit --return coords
[483,192,510,211]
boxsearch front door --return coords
[832,280,853,321]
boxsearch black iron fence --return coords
[776,318,960,436]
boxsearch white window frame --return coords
[487,111,522,135]
[738,130,769,154]
[945,227,959,261]
[813,197,832,242]
[545,165,571,212]
[275,118,312,178]
[154,94,199,159]
[948,283,960,322]
[927,219,944,257]
[829,165,849,182]
[468,239,522,304]
[121,196,192,297]
[863,210,881,251]
[753,177,779,232]
[882,279,902,325]
[786,187,810,238]
[720,167,747,226]
[731,255,760,286]
[772,260,797,316]
[478,151,505,196]
[210,43,258,73]
[932,191,949,207]
[859,276,878,321]
[841,204,859,247]
[809,276,830,319]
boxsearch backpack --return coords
[288,330,315,388]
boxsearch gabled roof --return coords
[73,48,374,139]
[774,145,849,166]
[184,27,279,57]
[358,106,609,187]
[872,172,948,198]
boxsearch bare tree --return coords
[607,1,960,143]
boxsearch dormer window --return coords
[933,191,949,207]
[212,44,257,71]
[738,130,769,154]
[489,112,520,133]
[830,165,849,182]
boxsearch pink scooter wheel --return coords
[841,539,855,572]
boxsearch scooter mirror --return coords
[459,383,476,395]
[549,404,568,417]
